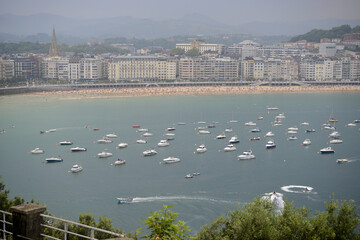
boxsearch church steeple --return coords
[49,26,59,57]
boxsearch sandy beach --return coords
[32,85,360,99]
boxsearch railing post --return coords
[10,203,46,240]
[64,223,68,240]
[2,213,5,240]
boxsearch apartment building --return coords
[176,40,225,55]
[0,59,15,79]
[42,57,70,81]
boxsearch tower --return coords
[49,26,59,57]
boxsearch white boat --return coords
[117,197,133,204]
[320,146,335,154]
[59,141,73,145]
[229,120,238,123]
[288,127,298,131]
[305,129,316,133]
[244,121,256,126]
[216,134,226,139]
[97,151,113,158]
[224,144,236,152]
[30,148,44,154]
[199,130,210,134]
[177,122,186,125]
[198,121,206,124]
[229,136,240,144]
[275,113,286,119]
[158,140,170,147]
[347,123,356,127]
[225,128,233,133]
[143,149,157,156]
[163,157,181,164]
[288,136,298,140]
[48,129,56,132]
[238,150,255,160]
[70,164,83,173]
[184,174,194,178]
[45,157,63,163]
[97,139,113,144]
[196,144,207,153]
[336,158,349,164]
[138,128,149,132]
[136,139,147,144]
[167,127,176,131]
[250,128,261,133]
[264,131,274,137]
[287,130,298,134]
[70,147,87,152]
[106,133,118,138]
[302,139,311,146]
[165,133,175,136]
[330,139,343,144]
[300,122,309,126]
[267,107,279,110]
[329,131,341,138]
[115,159,126,165]
[143,133,153,137]
[118,143,128,148]
[265,140,276,149]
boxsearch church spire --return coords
[49,26,59,57]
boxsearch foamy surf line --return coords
[132,196,232,204]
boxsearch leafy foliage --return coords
[170,47,185,56]
[290,24,360,42]
[185,48,200,57]
[141,205,191,240]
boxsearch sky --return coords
[0,0,359,25]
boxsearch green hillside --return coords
[290,24,360,42]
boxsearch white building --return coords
[319,43,337,57]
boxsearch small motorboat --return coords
[132,125,140,128]
[264,131,274,137]
[207,124,216,128]
[184,174,194,179]
[229,136,240,144]
[244,121,256,126]
[250,137,260,141]
[224,144,236,152]
[196,144,207,153]
[118,143,128,148]
[306,129,316,133]
[117,197,133,204]
[302,139,311,146]
[250,128,261,133]
[167,127,176,131]
[267,107,279,110]
[143,133,153,137]
[136,139,147,144]
[336,158,349,164]
[225,128,233,133]
[70,164,83,173]
[115,159,126,165]
[320,147,335,154]
[216,134,226,139]
[59,141,73,145]
[97,139,113,144]
[93,128,100,131]
[265,140,276,149]
[106,133,118,138]
[275,113,286,119]
[330,139,343,144]
[287,130,298,134]
[45,157,63,163]
[40,131,46,134]
[300,122,309,126]
[238,150,255,160]
[166,137,175,141]
[143,149,157,156]
[48,129,56,132]
[158,140,170,147]
[229,120,238,123]
[199,130,211,134]
[257,117,263,120]
[288,136,298,141]
[97,151,113,158]
[347,123,356,127]
[138,128,149,132]
[30,148,44,154]
[70,147,87,152]
[163,157,181,164]
[329,131,341,138]
[288,127,298,131]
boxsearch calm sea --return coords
[0,92,360,233]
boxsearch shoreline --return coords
[28,85,360,99]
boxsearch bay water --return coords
[0,92,360,233]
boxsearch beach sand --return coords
[32,85,360,99]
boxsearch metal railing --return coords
[40,214,125,240]
[0,210,12,240]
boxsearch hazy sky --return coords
[1,0,359,24]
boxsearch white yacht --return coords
[288,127,298,131]
[330,139,343,144]
[115,159,126,165]
[225,128,233,133]
[287,130,298,134]
[320,146,335,154]
[158,140,170,147]
[288,136,298,141]
[267,107,279,110]
[106,133,118,138]
[244,121,256,126]
[347,123,356,127]
[196,144,207,153]
[143,133,153,137]
[199,130,211,134]
[143,149,157,156]
[329,131,341,138]
[71,147,87,152]
[229,136,240,144]
[30,148,44,154]
[59,141,73,145]
[224,144,236,152]
[97,139,113,144]
[264,131,274,137]
[250,128,261,133]
[265,140,276,149]
[216,133,226,139]
[70,164,83,173]
[97,151,113,158]
[138,128,149,132]
[300,122,309,126]
[302,139,311,146]
[167,127,176,131]
[136,139,147,144]
[118,143,128,148]
[163,157,181,164]
[45,157,63,163]
[275,113,286,119]
[238,150,255,160]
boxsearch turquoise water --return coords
[0,92,360,233]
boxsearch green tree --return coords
[185,48,200,57]
[142,205,191,240]
[170,48,185,56]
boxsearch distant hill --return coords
[290,25,360,42]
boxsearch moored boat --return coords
[59,141,73,145]
[163,157,181,164]
[330,139,343,144]
[143,133,153,137]
[115,159,126,165]
[70,164,83,172]
[30,148,44,154]
[45,157,63,163]
[118,143,128,148]
[224,144,236,152]
[97,139,113,144]
[244,121,256,126]
[265,140,276,149]
[158,140,170,147]
[216,133,226,139]
[320,146,335,154]
[97,151,113,158]
[136,139,147,144]
[106,133,118,138]
[229,136,240,144]
[238,150,255,160]
[250,137,260,141]
[264,131,274,137]
[302,139,311,146]
[143,149,157,156]
[196,144,207,153]
[70,147,87,152]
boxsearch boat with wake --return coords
[117,197,133,204]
